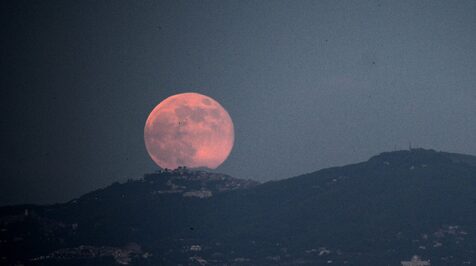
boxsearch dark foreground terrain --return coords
[1,149,476,265]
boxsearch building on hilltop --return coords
[401,255,430,266]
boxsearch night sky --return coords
[1,0,475,205]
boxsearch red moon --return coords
[144,92,234,170]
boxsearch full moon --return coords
[144,92,234,170]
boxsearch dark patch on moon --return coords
[210,108,221,119]
[174,105,193,120]
[189,107,208,123]
[202,98,212,105]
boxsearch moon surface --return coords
[144,92,234,170]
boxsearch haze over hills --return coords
[1,149,476,265]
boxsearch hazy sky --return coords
[1,0,475,205]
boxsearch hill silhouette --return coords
[1,149,475,265]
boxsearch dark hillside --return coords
[1,149,475,265]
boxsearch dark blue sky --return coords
[1,0,475,205]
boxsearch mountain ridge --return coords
[1,148,476,265]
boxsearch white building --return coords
[401,255,430,266]
[190,245,202,252]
